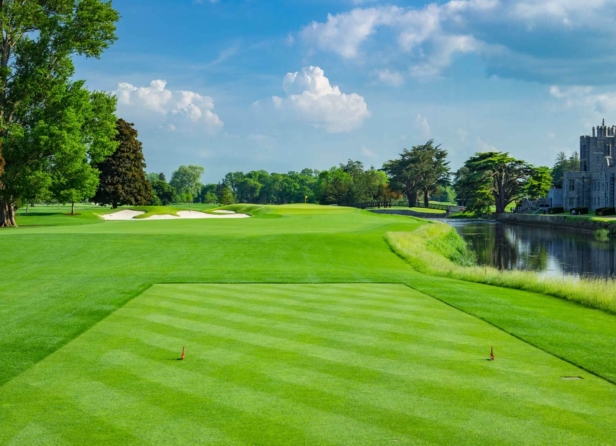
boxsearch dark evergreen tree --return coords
[93,119,153,208]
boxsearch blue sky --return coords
[75,0,616,183]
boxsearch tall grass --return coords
[387,222,616,314]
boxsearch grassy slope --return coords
[1,283,615,445]
[0,205,420,385]
[1,204,616,441]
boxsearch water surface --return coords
[450,221,616,279]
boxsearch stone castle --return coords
[562,119,616,210]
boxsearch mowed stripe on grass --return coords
[1,284,615,445]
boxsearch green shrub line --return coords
[386,222,616,314]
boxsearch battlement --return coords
[587,119,616,138]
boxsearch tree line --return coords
[0,1,575,227]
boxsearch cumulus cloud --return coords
[549,85,616,114]
[300,1,616,84]
[271,66,370,133]
[115,80,223,132]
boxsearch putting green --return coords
[1,283,614,445]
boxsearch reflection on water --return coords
[450,221,616,279]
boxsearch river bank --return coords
[495,213,616,234]
[387,221,616,314]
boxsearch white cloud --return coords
[478,138,498,152]
[375,69,404,86]
[361,145,378,159]
[549,85,616,115]
[547,132,556,139]
[271,66,370,133]
[300,1,616,83]
[115,80,223,132]
[414,114,431,139]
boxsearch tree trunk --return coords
[407,194,417,208]
[71,202,75,215]
[424,191,430,208]
[0,200,17,227]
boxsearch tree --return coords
[51,161,99,215]
[218,185,235,205]
[151,180,176,205]
[382,140,450,208]
[170,165,204,202]
[93,119,153,208]
[456,152,535,214]
[0,1,119,227]
[525,166,553,200]
[552,152,580,188]
[454,165,493,215]
[236,178,261,203]
[146,172,160,183]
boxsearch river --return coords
[449,220,616,279]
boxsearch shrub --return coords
[571,207,589,215]
[547,207,564,214]
[595,228,610,242]
[596,207,616,216]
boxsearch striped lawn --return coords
[1,283,615,445]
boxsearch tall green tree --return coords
[456,152,535,214]
[525,166,553,200]
[170,165,204,202]
[0,0,119,227]
[150,180,176,205]
[551,152,580,188]
[454,165,493,215]
[93,119,153,208]
[382,141,450,208]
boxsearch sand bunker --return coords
[212,210,236,214]
[101,210,145,220]
[100,210,250,221]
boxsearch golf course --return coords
[1,204,616,445]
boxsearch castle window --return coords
[569,180,575,191]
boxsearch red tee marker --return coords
[180,346,185,361]
[490,347,495,361]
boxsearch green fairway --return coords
[1,283,615,445]
[2,204,616,444]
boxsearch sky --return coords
[75,0,616,183]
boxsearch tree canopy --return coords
[0,0,120,226]
[382,140,450,207]
[92,119,153,208]
[551,152,580,188]
[455,152,537,214]
[170,165,205,203]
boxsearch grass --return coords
[409,207,446,214]
[387,222,616,313]
[2,204,616,443]
[1,283,615,445]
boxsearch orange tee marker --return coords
[180,346,185,361]
[490,347,495,361]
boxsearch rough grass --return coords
[387,222,616,314]
[409,207,446,214]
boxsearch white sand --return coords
[99,210,250,221]
[100,210,145,220]
[212,210,236,214]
